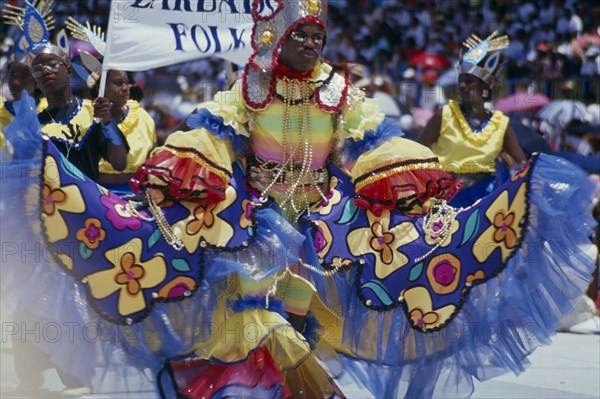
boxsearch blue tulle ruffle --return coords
[341,117,404,163]
[187,108,248,155]
[2,91,43,160]
[331,154,596,398]
[203,205,306,282]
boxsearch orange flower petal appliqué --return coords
[381,244,394,264]
[503,228,517,248]
[187,204,217,235]
[120,252,136,272]
[492,211,517,248]
[126,279,142,296]
[42,184,67,215]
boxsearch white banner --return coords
[103,0,257,71]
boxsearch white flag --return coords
[103,0,255,71]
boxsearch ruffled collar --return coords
[449,100,504,144]
[117,101,137,133]
[242,61,350,113]
[273,60,320,81]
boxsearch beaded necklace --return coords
[257,77,328,224]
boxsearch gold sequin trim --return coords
[355,161,443,191]
[165,148,230,182]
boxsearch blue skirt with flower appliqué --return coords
[1,137,596,398]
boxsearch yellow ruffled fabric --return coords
[434,100,508,173]
[340,97,385,142]
[193,269,345,373]
[351,137,441,183]
[193,307,311,370]
[201,82,250,137]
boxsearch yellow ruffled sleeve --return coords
[339,94,462,215]
[339,95,385,143]
[131,85,249,204]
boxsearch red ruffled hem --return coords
[354,169,463,216]
[130,149,228,204]
[169,346,292,399]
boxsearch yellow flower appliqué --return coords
[492,211,517,248]
[174,185,237,253]
[410,308,439,330]
[239,199,259,229]
[42,155,85,242]
[473,183,527,263]
[370,222,395,264]
[403,286,456,331]
[85,238,167,316]
[347,210,419,279]
[310,176,342,215]
[511,159,531,182]
[187,203,216,234]
[115,253,146,296]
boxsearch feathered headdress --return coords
[2,0,69,65]
[66,17,106,88]
[458,31,509,87]
[243,0,330,109]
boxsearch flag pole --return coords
[98,0,117,98]
[98,69,108,98]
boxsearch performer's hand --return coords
[498,151,516,170]
[93,97,113,125]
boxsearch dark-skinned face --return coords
[458,73,489,105]
[105,70,130,110]
[30,53,71,96]
[279,23,324,73]
[7,62,36,100]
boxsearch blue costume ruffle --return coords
[332,154,596,398]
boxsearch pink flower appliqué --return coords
[101,195,144,231]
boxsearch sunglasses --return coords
[31,60,66,76]
[289,31,325,46]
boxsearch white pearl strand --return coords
[414,200,462,263]
[258,78,328,224]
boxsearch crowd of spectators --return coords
[326,0,599,81]
[1,0,599,138]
